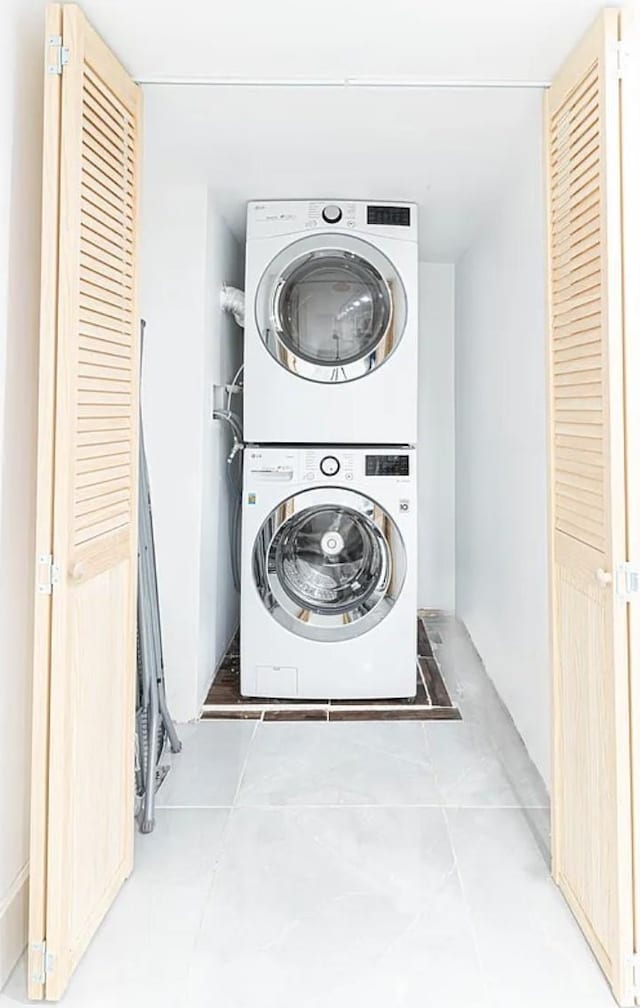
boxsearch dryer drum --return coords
[253,487,407,642]
[273,252,391,368]
[256,233,408,384]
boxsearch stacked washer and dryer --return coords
[240,200,418,700]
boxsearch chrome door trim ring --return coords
[255,233,408,385]
[252,486,407,642]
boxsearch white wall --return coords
[0,0,43,987]
[82,0,605,90]
[455,105,550,786]
[418,263,455,610]
[197,201,243,704]
[140,183,242,722]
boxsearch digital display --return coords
[367,205,411,227]
[366,455,410,477]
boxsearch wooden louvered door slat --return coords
[547,9,639,1005]
[28,4,141,1000]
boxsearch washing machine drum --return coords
[253,488,406,641]
[255,234,407,384]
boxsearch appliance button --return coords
[345,473,354,480]
[320,455,340,477]
[322,205,342,224]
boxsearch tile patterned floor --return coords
[1,614,617,1008]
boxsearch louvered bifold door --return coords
[548,9,636,1004]
[28,4,142,1000]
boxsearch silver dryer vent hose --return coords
[220,285,245,327]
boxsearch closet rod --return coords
[134,76,551,89]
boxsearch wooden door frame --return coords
[619,6,640,988]
[545,8,640,1004]
[28,5,63,999]
[28,4,142,998]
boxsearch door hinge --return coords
[37,553,60,595]
[46,35,69,75]
[30,941,55,984]
[624,953,640,998]
[616,41,632,79]
[616,562,640,602]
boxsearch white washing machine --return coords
[243,200,418,445]
[241,445,417,700]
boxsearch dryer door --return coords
[253,487,406,641]
[255,234,407,383]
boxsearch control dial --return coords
[322,204,342,224]
[320,455,340,477]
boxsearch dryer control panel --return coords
[247,200,417,241]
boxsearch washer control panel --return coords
[303,449,354,482]
[246,448,413,488]
[247,448,297,484]
[300,449,411,483]
[365,454,410,477]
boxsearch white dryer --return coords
[243,200,418,445]
[241,445,417,700]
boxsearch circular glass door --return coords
[256,234,407,383]
[253,487,406,641]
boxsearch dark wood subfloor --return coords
[202,615,461,722]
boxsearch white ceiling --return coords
[82,0,606,83]
[81,0,614,260]
[142,85,542,261]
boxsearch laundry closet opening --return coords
[127,73,570,977]
[107,64,628,1005]
[139,80,550,770]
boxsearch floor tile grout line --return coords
[176,719,261,1007]
[440,804,493,1004]
[201,702,457,713]
[231,718,261,807]
[155,802,551,811]
[155,804,235,810]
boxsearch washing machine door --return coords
[253,487,406,641]
[255,234,407,383]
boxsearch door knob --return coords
[595,568,612,586]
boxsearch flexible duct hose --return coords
[215,305,244,587]
[220,285,246,327]
[226,452,243,593]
